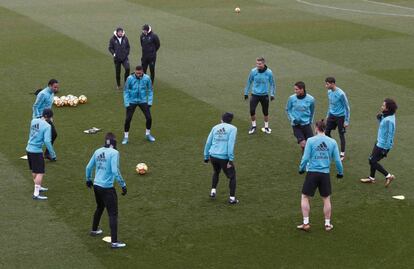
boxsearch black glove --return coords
[376,113,383,120]
[299,170,305,175]
[204,159,209,164]
[244,95,248,100]
[270,96,275,101]
[86,181,93,188]
[227,161,234,168]
[336,174,344,179]
[121,186,127,196]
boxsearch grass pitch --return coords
[0,0,414,268]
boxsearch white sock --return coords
[341,152,345,156]
[303,217,309,225]
[124,132,129,138]
[252,121,256,127]
[211,188,216,194]
[34,184,41,197]
[369,176,375,180]
[146,129,151,135]
[265,121,269,128]
[325,219,331,226]
[386,173,391,178]
[230,196,236,201]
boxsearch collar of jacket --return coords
[297,91,307,99]
[258,65,268,73]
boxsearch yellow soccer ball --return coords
[136,163,148,175]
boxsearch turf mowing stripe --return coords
[0,153,104,268]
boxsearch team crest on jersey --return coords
[316,142,328,151]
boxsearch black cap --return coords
[42,108,53,118]
[222,112,234,124]
[142,24,150,31]
[116,27,123,32]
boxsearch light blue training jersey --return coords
[26,118,56,158]
[376,114,396,150]
[204,122,237,161]
[244,66,276,97]
[33,87,54,119]
[327,87,350,124]
[124,74,153,107]
[286,94,315,126]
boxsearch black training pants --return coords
[124,103,152,132]
[369,145,389,178]
[141,56,156,84]
[210,157,237,197]
[92,185,118,243]
[114,59,130,87]
[45,119,57,157]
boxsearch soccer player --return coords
[360,99,397,187]
[244,57,276,134]
[86,132,127,249]
[26,108,57,200]
[286,81,315,151]
[324,77,350,161]
[108,27,131,90]
[204,112,238,204]
[140,24,160,84]
[297,119,343,232]
[33,79,59,160]
[122,65,155,144]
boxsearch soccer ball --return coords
[235,7,240,13]
[60,96,68,106]
[55,99,63,107]
[73,97,79,106]
[79,95,87,104]
[136,163,148,175]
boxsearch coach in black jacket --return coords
[109,27,130,90]
[140,24,160,84]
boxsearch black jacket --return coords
[108,31,130,62]
[140,30,160,58]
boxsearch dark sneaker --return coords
[228,198,239,204]
[90,229,103,236]
[248,126,256,135]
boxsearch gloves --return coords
[121,186,127,196]
[376,113,383,120]
[244,95,248,100]
[299,170,305,175]
[204,159,209,164]
[86,181,93,188]
[227,161,234,169]
[336,174,344,179]
[270,96,275,101]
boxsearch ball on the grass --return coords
[136,163,148,175]
[235,7,240,13]
[79,95,87,104]
[60,96,68,106]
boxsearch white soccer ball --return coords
[136,163,148,175]
[235,7,241,13]
[78,95,87,104]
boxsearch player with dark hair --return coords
[108,27,131,90]
[324,77,350,161]
[244,57,276,134]
[122,65,155,144]
[32,79,59,160]
[26,108,57,200]
[204,112,239,204]
[86,132,127,249]
[140,24,160,84]
[297,119,343,232]
[286,81,315,151]
[360,99,397,187]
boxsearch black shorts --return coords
[302,172,331,197]
[369,145,389,163]
[250,94,269,116]
[292,124,313,143]
[27,152,45,174]
[326,115,346,134]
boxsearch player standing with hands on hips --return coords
[324,77,350,161]
[204,113,238,204]
[86,133,127,249]
[108,27,131,90]
[244,57,276,134]
[26,108,57,200]
[360,98,397,187]
[297,119,343,232]
[140,24,160,84]
[32,79,59,160]
[122,65,155,144]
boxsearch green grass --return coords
[0,0,414,268]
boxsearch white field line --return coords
[296,0,414,17]
[364,0,414,11]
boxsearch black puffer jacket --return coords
[108,31,130,62]
[140,27,160,58]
